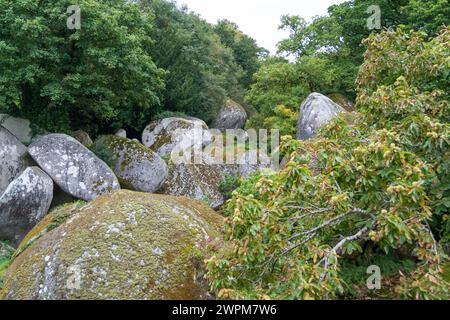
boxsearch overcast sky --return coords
[179,0,348,54]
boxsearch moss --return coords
[225,99,246,113]
[2,190,223,300]
[160,159,230,209]
[92,135,162,190]
[0,242,14,290]
[13,201,87,259]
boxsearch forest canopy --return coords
[0,0,264,135]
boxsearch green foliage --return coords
[143,0,247,124]
[339,253,416,299]
[246,58,308,115]
[277,0,450,102]
[219,174,242,200]
[214,20,268,90]
[0,0,263,134]
[357,27,450,246]
[206,28,449,300]
[403,0,450,35]
[0,241,14,289]
[245,58,306,134]
[257,105,298,137]
[0,0,165,134]
[153,110,188,121]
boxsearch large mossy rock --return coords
[161,148,271,209]
[1,190,223,300]
[0,167,53,247]
[142,117,213,157]
[296,93,345,140]
[212,100,247,131]
[92,135,168,193]
[161,162,230,210]
[28,134,120,201]
[0,114,33,145]
[0,126,33,195]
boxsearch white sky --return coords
[179,0,348,54]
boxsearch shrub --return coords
[206,28,449,300]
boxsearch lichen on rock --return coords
[0,167,53,247]
[211,100,248,131]
[92,135,168,193]
[28,134,120,201]
[142,117,213,157]
[1,190,223,300]
[0,126,34,195]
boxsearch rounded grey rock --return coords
[296,93,345,140]
[212,100,247,131]
[115,129,127,138]
[28,134,120,201]
[0,126,33,195]
[142,117,213,157]
[92,135,168,193]
[0,167,53,247]
[0,114,33,145]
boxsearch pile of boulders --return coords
[0,103,269,249]
[0,92,348,300]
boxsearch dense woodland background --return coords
[0,0,449,299]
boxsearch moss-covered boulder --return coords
[160,150,237,210]
[161,147,271,209]
[142,117,213,157]
[92,135,168,193]
[1,190,223,300]
[212,100,248,131]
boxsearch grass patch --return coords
[0,241,14,289]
